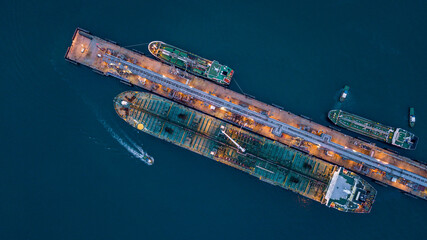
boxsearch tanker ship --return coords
[148,41,233,86]
[114,91,376,213]
[328,110,418,150]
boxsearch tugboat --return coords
[142,153,154,165]
[340,85,350,102]
[409,107,416,128]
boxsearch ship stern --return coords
[328,110,340,124]
[148,41,162,58]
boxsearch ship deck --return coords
[65,28,427,200]
[334,110,393,142]
[114,92,328,203]
[114,91,376,212]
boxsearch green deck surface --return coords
[149,41,233,85]
[328,110,418,150]
[328,109,393,142]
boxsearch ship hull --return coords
[148,41,233,86]
[114,91,376,213]
[328,110,418,150]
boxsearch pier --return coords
[65,28,427,199]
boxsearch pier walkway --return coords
[65,28,427,199]
[104,54,427,187]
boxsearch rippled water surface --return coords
[1,1,426,239]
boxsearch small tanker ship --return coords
[148,41,233,86]
[328,110,418,150]
[114,91,376,213]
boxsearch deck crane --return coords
[220,125,245,153]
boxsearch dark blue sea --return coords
[1,0,426,239]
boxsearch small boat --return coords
[340,85,350,102]
[409,107,415,128]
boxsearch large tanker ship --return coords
[328,110,418,150]
[148,41,233,86]
[114,91,376,213]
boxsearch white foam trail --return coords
[49,57,152,165]
[98,119,153,165]
[120,129,146,154]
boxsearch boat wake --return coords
[98,118,153,165]
[49,55,152,165]
[120,129,147,154]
